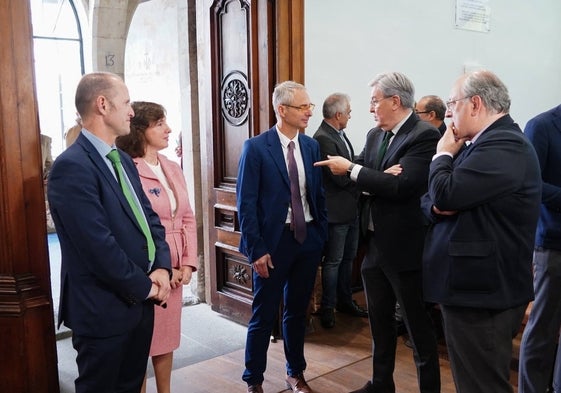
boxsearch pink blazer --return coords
[133,155,197,272]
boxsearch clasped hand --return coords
[148,268,172,306]
[170,266,193,289]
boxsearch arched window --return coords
[31,0,84,158]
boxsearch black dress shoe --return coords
[320,308,335,328]
[348,381,375,393]
[337,300,368,318]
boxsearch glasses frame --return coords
[283,103,316,112]
[415,110,432,115]
[445,96,472,110]
[370,96,394,107]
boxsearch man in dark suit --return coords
[237,81,328,393]
[422,70,541,393]
[313,93,366,329]
[518,103,561,393]
[48,72,172,393]
[315,72,441,393]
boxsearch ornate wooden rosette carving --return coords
[233,264,250,285]
[221,70,250,126]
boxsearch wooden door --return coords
[207,0,304,324]
[0,1,59,391]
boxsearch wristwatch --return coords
[347,163,355,177]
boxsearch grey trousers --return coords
[441,303,527,393]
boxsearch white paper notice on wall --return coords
[463,63,484,74]
[455,0,491,33]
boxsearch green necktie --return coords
[107,149,155,262]
[376,131,394,168]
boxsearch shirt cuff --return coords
[432,152,453,161]
[349,164,362,181]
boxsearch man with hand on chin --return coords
[421,70,541,393]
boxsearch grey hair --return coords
[322,93,351,118]
[369,72,415,109]
[461,70,510,114]
[421,95,447,120]
[272,81,307,117]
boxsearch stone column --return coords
[90,0,140,76]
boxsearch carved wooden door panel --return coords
[207,0,304,325]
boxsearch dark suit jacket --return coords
[355,113,440,272]
[422,114,542,309]
[237,127,328,262]
[313,120,358,224]
[48,133,171,337]
[524,104,561,251]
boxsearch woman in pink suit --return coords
[117,101,198,393]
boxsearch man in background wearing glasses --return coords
[237,81,328,393]
[422,70,541,393]
[415,95,447,135]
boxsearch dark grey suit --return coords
[313,120,357,223]
[355,112,441,392]
[313,120,359,312]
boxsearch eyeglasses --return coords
[283,103,316,112]
[370,96,393,107]
[415,110,431,115]
[445,96,472,110]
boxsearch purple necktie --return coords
[287,141,307,243]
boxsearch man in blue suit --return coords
[422,70,541,393]
[237,81,328,393]
[48,72,172,393]
[518,103,561,393]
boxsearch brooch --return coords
[148,187,161,197]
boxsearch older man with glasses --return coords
[315,71,441,393]
[422,70,541,393]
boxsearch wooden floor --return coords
[148,304,521,393]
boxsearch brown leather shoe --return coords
[286,374,312,393]
[247,384,263,393]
